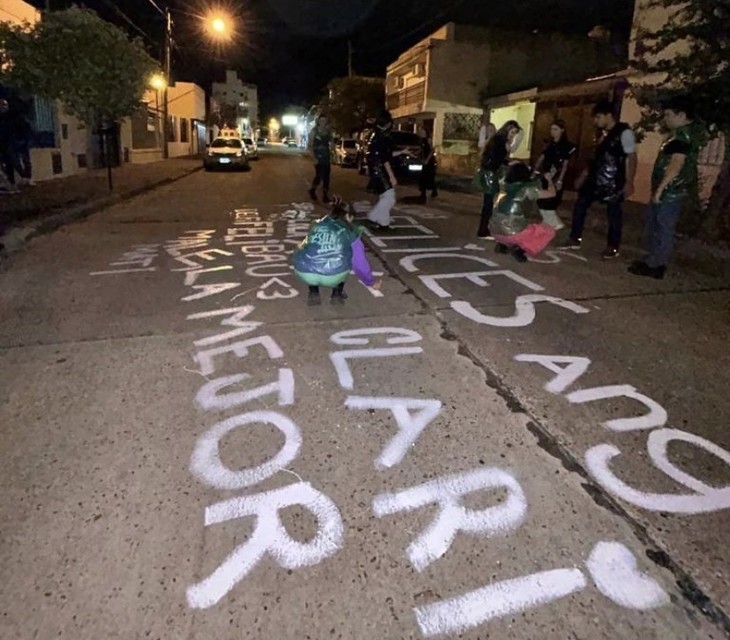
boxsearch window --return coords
[180,117,189,142]
[61,123,69,140]
[167,116,177,142]
[211,138,242,148]
[31,96,57,148]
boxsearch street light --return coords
[144,0,237,158]
[206,11,233,40]
[149,73,167,91]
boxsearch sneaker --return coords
[478,235,495,241]
[601,247,620,260]
[330,292,345,305]
[561,238,582,250]
[308,188,318,202]
[307,290,321,306]
[323,194,332,205]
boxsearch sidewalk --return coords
[432,174,730,279]
[1,157,201,255]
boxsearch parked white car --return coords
[333,138,358,167]
[203,137,250,171]
[242,137,259,160]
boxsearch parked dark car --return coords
[359,130,426,181]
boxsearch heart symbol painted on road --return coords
[586,541,669,610]
[256,277,299,300]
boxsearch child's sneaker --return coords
[330,290,346,305]
[307,290,321,306]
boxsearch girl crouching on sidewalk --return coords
[492,162,558,262]
[293,197,382,305]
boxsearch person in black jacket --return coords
[0,98,19,193]
[417,125,437,202]
[563,101,637,259]
[365,111,398,230]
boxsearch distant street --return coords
[1,144,728,640]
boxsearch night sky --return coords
[29,0,634,118]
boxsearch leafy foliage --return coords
[0,7,158,128]
[320,76,384,135]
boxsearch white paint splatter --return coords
[586,541,669,609]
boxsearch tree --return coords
[0,7,158,145]
[632,0,730,243]
[320,76,384,136]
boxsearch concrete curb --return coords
[0,165,203,258]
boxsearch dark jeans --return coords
[311,162,331,193]
[14,144,31,180]
[642,200,683,268]
[477,192,494,237]
[1,145,16,185]
[419,165,437,197]
[570,191,623,249]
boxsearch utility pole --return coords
[347,40,353,78]
[162,7,172,159]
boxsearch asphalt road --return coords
[1,144,728,640]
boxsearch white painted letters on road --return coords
[345,396,442,468]
[373,468,527,572]
[189,411,302,490]
[586,428,730,514]
[566,384,668,432]
[186,482,344,609]
[451,295,590,328]
[514,354,591,394]
[196,369,295,411]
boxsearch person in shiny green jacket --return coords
[629,96,701,280]
[492,162,558,262]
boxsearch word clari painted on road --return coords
[327,326,668,636]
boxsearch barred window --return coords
[31,96,57,148]
[443,112,481,141]
[180,117,189,143]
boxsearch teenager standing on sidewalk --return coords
[563,101,637,259]
[308,115,332,204]
[629,96,701,280]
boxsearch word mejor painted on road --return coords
[379,215,730,516]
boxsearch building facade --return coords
[385,22,622,175]
[210,70,259,138]
[482,1,724,203]
[122,82,207,164]
[1,0,89,181]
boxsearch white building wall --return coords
[1,0,86,181]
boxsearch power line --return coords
[360,0,469,55]
[143,0,166,18]
[97,0,157,45]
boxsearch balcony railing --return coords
[386,83,425,112]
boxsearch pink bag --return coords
[494,223,555,257]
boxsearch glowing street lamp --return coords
[149,73,167,91]
[206,11,232,40]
